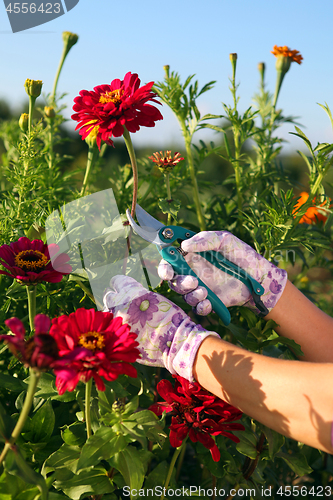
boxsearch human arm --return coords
[266,279,333,362]
[193,333,333,453]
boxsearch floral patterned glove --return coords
[158,231,288,316]
[103,275,219,381]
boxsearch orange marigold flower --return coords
[293,192,331,224]
[149,150,184,172]
[271,45,303,65]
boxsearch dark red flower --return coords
[150,376,244,462]
[1,315,59,370]
[0,237,72,285]
[71,72,163,150]
[49,308,140,394]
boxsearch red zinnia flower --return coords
[71,72,163,150]
[1,315,59,370]
[49,308,140,394]
[0,237,72,285]
[150,376,244,462]
[293,192,331,224]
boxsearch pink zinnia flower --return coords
[1,315,59,370]
[49,308,140,394]
[150,376,244,462]
[71,72,163,150]
[0,237,71,285]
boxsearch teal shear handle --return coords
[158,225,268,324]
[160,245,231,325]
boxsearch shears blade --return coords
[126,208,168,248]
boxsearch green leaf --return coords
[5,448,48,500]
[77,426,129,471]
[34,372,76,402]
[109,447,149,500]
[61,422,86,447]
[0,373,28,393]
[53,467,114,500]
[261,426,285,458]
[236,441,258,460]
[276,451,313,476]
[22,400,55,443]
[43,444,81,474]
[158,198,181,221]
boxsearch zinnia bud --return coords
[163,65,170,79]
[62,31,79,55]
[44,106,56,119]
[24,79,43,98]
[19,113,29,132]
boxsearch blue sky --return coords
[1,0,333,152]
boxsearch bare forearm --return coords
[266,280,333,362]
[193,335,333,453]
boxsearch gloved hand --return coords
[103,275,219,381]
[158,231,287,316]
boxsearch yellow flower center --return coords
[78,331,105,352]
[14,250,48,272]
[99,89,124,105]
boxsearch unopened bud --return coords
[44,106,56,119]
[24,79,43,98]
[19,113,29,132]
[229,53,238,62]
[62,31,79,54]
[163,65,170,79]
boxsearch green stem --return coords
[233,129,243,220]
[0,369,40,465]
[165,172,172,225]
[175,437,187,481]
[123,127,139,217]
[160,439,187,500]
[80,146,98,196]
[182,131,206,231]
[28,96,36,137]
[51,45,68,105]
[85,378,93,440]
[26,286,36,332]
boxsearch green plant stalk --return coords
[80,145,98,196]
[165,172,172,225]
[182,129,206,231]
[175,436,187,481]
[51,44,71,104]
[27,285,36,331]
[123,127,139,217]
[85,378,93,440]
[28,95,36,137]
[160,439,187,500]
[233,129,243,219]
[0,368,40,465]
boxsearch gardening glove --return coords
[158,231,288,316]
[103,275,219,381]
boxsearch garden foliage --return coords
[0,34,332,500]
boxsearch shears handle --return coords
[160,246,231,326]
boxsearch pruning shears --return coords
[126,205,268,325]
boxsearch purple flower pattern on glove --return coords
[127,293,159,328]
[103,275,219,381]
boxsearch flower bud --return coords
[62,31,79,55]
[44,106,56,119]
[24,79,43,98]
[163,65,170,79]
[19,113,29,132]
[229,53,238,62]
